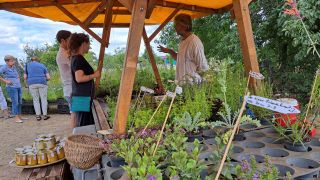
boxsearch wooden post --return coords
[113,0,147,135]
[142,28,165,93]
[95,0,114,89]
[232,0,260,92]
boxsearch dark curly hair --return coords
[68,33,89,56]
[56,30,71,43]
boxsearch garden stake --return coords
[142,94,168,133]
[152,91,176,157]
[305,71,319,119]
[132,89,142,110]
[215,92,250,180]
[236,72,251,134]
[137,93,146,110]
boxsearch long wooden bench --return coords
[92,99,111,131]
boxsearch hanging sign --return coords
[249,71,265,80]
[245,95,300,114]
[140,86,154,94]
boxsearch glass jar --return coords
[56,146,65,159]
[16,153,27,166]
[44,138,56,149]
[47,150,58,163]
[35,138,45,150]
[47,134,56,144]
[27,152,37,166]
[37,151,48,165]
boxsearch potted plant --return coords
[273,114,319,152]
[173,112,207,142]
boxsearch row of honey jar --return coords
[15,145,65,166]
[34,134,58,151]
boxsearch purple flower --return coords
[148,175,156,180]
[240,160,250,171]
[253,172,260,180]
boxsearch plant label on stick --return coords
[140,86,154,94]
[166,91,175,98]
[245,95,300,114]
[249,71,265,80]
[175,86,183,95]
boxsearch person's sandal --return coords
[15,119,23,123]
[43,115,50,120]
[36,115,41,121]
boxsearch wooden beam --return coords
[142,27,165,93]
[0,0,230,15]
[146,0,157,19]
[99,9,131,15]
[0,0,123,9]
[149,7,180,42]
[95,0,114,89]
[84,0,107,26]
[56,3,103,44]
[89,23,131,28]
[155,0,220,14]
[117,0,133,12]
[232,0,260,91]
[93,99,110,130]
[113,0,147,135]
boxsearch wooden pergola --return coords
[0,0,260,135]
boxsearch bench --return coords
[19,161,72,180]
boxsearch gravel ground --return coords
[0,114,72,180]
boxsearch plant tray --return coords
[227,127,319,179]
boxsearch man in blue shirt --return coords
[0,55,26,123]
[24,56,51,121]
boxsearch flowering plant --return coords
[235,156,287,180]
[283,0,320,58]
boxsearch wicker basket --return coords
[64,134,104,169]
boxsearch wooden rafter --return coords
[84,0,107,26]
[0,0,230,15]
[56,3,103,44]
[113,0,147,135]
[117,0,133,12]
[95,0,114,89]
[89,23,131,28]
[142,27,165,93]
[149,6,180,42]
[99,9,131,15]
[146,0,157,19]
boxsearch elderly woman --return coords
[0,55,26,123]
[68,33,100,127]
[24,56,51,121]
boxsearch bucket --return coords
[274,98,299,127]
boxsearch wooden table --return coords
[19,160,73,180]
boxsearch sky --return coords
[0,10,164,65]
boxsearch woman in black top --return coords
[68,33,101,127]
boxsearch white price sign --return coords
[175,86,183,95]
[245,95,300,114]
[249,71,265,80]
[140,86,154,94]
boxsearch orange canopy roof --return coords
[0,0,233,27]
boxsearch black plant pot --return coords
[284,141,311,152]
[233,133,246,141]
[109,156,126,167]
[202,129,216,139]
[187,133,203,142]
